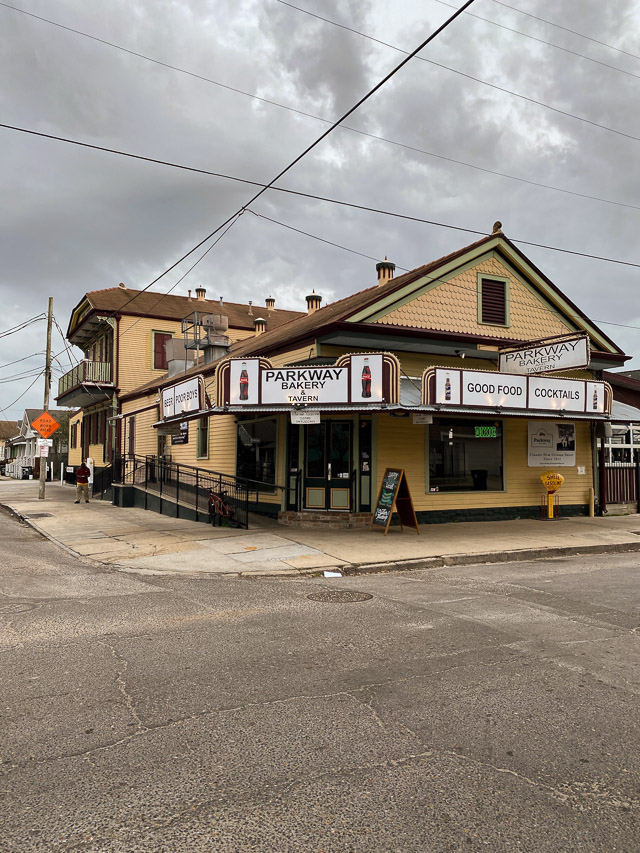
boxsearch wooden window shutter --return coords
[481,279,507,325]
[154,333,171,370]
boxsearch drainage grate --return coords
[307,590,373,604]
[23,513,52,519]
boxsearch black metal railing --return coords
[114,455,267,529]
[92,464,114,499]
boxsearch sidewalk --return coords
[1,478,640,577]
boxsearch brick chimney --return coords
[195,286,206,301]
[253,317,267,335]
[376,257,395,286]
[306,290,322,314]
[265,296,275,311]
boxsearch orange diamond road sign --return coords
[31,411,60,439]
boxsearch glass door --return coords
[304,421,353,510]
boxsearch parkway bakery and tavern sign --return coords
[216,353,401,408]
[498,333,590,376]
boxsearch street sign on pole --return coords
[36,438,54,447]
[32,411,60,440]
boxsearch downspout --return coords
[115,314,121,460]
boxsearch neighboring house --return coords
[0,420,17,471]
[602,371,640,464]
[56,284,303,471]
[114,226,627,525]
[5,409,71,479]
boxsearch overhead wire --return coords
[430,0,640,78]
[248,206,640,333]
[0,314,46,338]
[0,352,45,370]
[488,0,640,61]
[2,122,640,271]
[0,369,45,418]
[5,0,640,196]
[278,1,640,145]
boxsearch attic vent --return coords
[480,278,508,326]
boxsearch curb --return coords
[3,500,640,578]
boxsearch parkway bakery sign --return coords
[216,353,400,407]
[498,333,590,375]
[422,367,611,415]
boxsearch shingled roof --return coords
[71,287,302,336]
[0,420,18,441]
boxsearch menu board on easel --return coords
[370,468,419,535]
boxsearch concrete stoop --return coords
[278,510,372,529]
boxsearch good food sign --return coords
[423,367,610,415]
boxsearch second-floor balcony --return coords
[56,360,114,408]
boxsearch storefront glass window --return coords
[237,418,277,484]
[428,419,503,492]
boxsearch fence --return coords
[605,461,640,506]
[112,455,302,529]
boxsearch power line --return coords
[0,352,44,370]
[431,0,640,79]
[249,207,640,332]
[2,122,640,271]
[95,0,481,316]
[117,212,244,341]
[489,0,640,61]
[0,369,45,418]
[3,4,637,211]
[278,1,640,145]
[0,314,45,338]
[53,315,80,368]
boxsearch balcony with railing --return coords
[56,360,114,407]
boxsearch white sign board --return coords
[229,359,260,405]
[36,438,54,447]
[39,445,50,457]
[350,354,383,402]
[262,367,349,405]
[162,376,202,419]
[290,410,321,425]
[528,422,576,467]
[432,368,606,415]
[499,335,590,375]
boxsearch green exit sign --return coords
[475,425,497,438]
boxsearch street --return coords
[1,506,639,852]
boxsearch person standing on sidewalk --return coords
[75,460,91,504]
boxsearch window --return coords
[71,422,78,449]
[196,417,209,459]
[478,276,509,326]
[153,332,173,370]
[428,418,503,492]
[237,417,277,484]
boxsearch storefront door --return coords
[304,421,353,510]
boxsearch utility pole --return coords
[38,297,53,501]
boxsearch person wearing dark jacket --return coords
[75,461,91,504]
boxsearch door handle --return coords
[327,462,332,480]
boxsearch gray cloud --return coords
[1,0,639,417]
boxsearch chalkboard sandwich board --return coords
[370,468,419,535]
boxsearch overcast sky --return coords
[1,0,640,418]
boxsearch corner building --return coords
[117,229,626,526]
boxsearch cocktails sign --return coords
[422,367,611,415]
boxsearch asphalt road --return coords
[1,506,639,852]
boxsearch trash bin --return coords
[471,469,488,490]
[21,466,33,480]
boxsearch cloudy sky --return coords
[1,0,640,417]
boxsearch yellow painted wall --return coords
[375,415,593,512]
[68,412,83,466]
[373,255,574,341]
[117,316,181,394]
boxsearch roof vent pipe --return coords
[253,317,267,336]
[265,296,275,311]
[306,290,322,314]
[195,286,206,301]
[376,257,395,286]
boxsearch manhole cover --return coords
[0,602,38,614]
[307,590,373,604]
[23,513,52,519]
